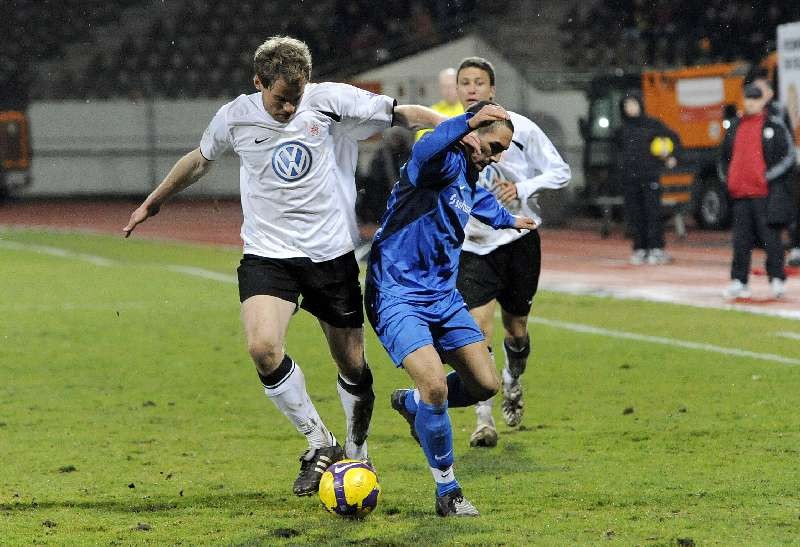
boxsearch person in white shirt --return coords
[453,57,571,448]
[123,35,442,496]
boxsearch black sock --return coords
[337,365,374,396]
[257,354,294,389]
[446,371,481,408]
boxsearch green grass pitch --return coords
[1,227,799,545]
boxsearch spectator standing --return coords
[416,68,464,141]
[719,83,796,299]
[614,91,681,265]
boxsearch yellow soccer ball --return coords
[319,459,381,518]
[650,136,674,158]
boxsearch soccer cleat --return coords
[629,249,647,265]
[469,424,498,448]
[390,389,420,445]
[647,248,672,265]
[723,280,751,300]
[770,278,786,299]
[435,488,480,517]
[788,248,800,267]
[292,444,344,496]
[501,380,524,427]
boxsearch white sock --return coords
[502,366,517,388]
[475,398,495,427]
[476,347,496,426]
[430,465,456,484]
[263,361,336,450]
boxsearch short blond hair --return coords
[253,36,312,89]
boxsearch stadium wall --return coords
[23,99,241,197]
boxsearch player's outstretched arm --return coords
[470,185,533,231]
[393,104,446,131]
[123,147,212,238]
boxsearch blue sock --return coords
[403,389,418,414]
[446,371,481,408]
[415,400,459,496]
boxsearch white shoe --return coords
[788,248,800,267]
[470,400,497,447]
[723,280,751,300]
[469,424,498,447]
[770,278,786,299]
[629,249,647,265]
[647,248,672,265]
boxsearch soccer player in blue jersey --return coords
[365,101,536,516]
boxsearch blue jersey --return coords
[367,113,516,301]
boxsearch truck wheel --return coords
[693,178,730,229]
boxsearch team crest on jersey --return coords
[272,140,313,182]
[307,122,321,137]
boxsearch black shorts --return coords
[457,230,541,316]
[237,252,364,328]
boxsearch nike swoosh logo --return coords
[459,185,466,190]
[434,450,452,461]
[254,137,270,144]
[332,462,361,474]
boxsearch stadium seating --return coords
[561,0,800,70]
[2,0,479,102]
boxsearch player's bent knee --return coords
[420,381,448,406]
[247,340,284,373]
[475,378,499,401]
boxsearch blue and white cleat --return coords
[390,389,420,445]
[435,488,480,517]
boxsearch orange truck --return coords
[580,55,787,232]
[0,110,32,198]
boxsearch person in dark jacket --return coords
[356,127,412,241]
[614,91,681,265]
[719,83,796,300]
[749,69,800,267]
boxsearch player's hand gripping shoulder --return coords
[513,216,537,231]
[494,180,518,205]
[467,103,510,129]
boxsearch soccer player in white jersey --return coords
[123,36,443,496]
[454,57,571,448]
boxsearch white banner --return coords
[777,21,800,150]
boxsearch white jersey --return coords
[463,111,571,255]
[200,83,394,261]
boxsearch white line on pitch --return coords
[540,280,800,321]
[165,265,237,283]
[0,239,116,267]
[0,239,235,284]
[530,317,800,366]
[775,331,800,341]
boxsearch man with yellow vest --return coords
[415,68,464,141]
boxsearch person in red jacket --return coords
[719,83,796,300]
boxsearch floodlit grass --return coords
[1,227,799,545]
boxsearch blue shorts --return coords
[365,286,485,366]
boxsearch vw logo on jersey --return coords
[272,140,312,182]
